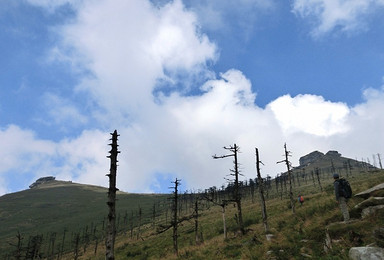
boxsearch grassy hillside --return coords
[1,151,383,259]
[0,181,168,258]
[62,169,384,260]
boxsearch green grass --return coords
[103,170,384,260]
[0,182,168,258]
[1,169,384,259]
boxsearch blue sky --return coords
[1,0,384,195]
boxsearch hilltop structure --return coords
[299,151,324,166]
[29,176,56,189]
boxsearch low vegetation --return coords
[1,155,383,259]
[71,170,384,259]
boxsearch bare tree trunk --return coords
[13,231,23,260]
[106,130,120,260]
[172,178,180,256]
[315,167,323,192]
[255,148,269,233]
[194,200,199,244]
[213,144,245,235]
[278,143,295,214]
[136,206,142,240]
[73,233,80,260]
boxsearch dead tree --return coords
[25,235,43,260]
[171,179,180,255]
[9,231,23,260]
[277,143,295,214]
[331,159,336,172]
[213,144,245,235]
[315,167,323,192]
[59,228,67,259]
[157,179,197,255]
[106,130,120,260]
[202,192,229,239]
[136,206,142,240]
[255,148,269,233]
[193,198,204,245]
[73,233,80,260]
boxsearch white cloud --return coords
[2,0,384,196]
[268,94,350,136]
[54,0,217,122]
[39,93,88,129]
[0,125,55,174]
[0,126,110,195]
[292,0,384,37]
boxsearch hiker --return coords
[333,173,350,222]
[298,194,304,206]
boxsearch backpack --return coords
[338,179,352,199]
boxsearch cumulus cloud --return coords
[54,0,217,122]
[292,0,384,37]
[268,94,350,136]
[1,0,384,196]
[0,125,109,194]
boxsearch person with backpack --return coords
[298,194,304,206]
[333,173,351,223]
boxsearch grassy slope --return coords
[70,170,384,260]
[0,181,168,257]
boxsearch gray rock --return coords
[266,234,274,241]
[355,183,384,199]
[349,246,384,260]
[361,205,384,219]
[354,197,384,211]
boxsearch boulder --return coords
[355,183,384,199]
[349,246,384,260]
[354,197,384,211]
[361,205,384,219]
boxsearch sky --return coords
[1,0,384,195]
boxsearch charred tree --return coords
[157,179,195,255]
[25,235,43,260]
[213,144,245,235]
[136,206,142,240]
[255,148,269,233]
[73,233,80,260]
[277,143,295,214]
[106,130,120,260]
[9,231,23,260]
[315,167,323,192]
[172,179,180,255]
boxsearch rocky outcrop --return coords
[299,151,324,166]
[325,150,341,158]
[29,176,56,189]
[349,246,384,260]
[354,184,384,219]
[355,183,384,199]
[325,183,384,258]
